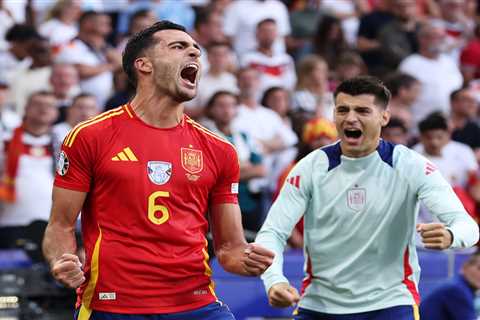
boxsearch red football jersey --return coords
[54,104,240,314]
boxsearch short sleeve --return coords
[209,144,240,205]
[54,127,94,192]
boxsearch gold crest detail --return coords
[181,147,203,174]
[186,173,200,181]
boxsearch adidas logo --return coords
[287,175,300,188]
[112,147,138,161]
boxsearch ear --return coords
[380,109,391,127]
[134,57,153,74]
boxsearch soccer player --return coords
[42,21,274,320]
[255,76,479,320]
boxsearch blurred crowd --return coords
[0,0,480,250]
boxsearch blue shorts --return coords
[74,302,235,320]
[294,305,420,320]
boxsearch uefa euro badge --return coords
[147,161,172,185]
[56,151,69,176]
[347,187,366,211]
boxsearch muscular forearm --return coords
[216,242,251,276]
[42,222,78,267]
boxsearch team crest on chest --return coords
[347,187,366,211]
[147,161,172,185]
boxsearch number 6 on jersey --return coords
[148,191,170,224]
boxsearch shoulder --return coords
[185,117,237,154]
[392,144,431,173]
[63,105,127,148]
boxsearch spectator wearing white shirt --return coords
[38,0,81,48]
[223,0,291,56]
[52,93,99,159]
[399,21,463,128]
[186,41,238,119]
[241,18,296,95]
[55,11,122,108]
[413,112,480,217]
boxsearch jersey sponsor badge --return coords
[56,151,69,176]
[231,183,239,194]
[147,161,172,185]
[99,292,116,300]
[347,187,366,211]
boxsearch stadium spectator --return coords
[204,90,266,233]
[117,0,195,35]
[233,67,293,198]
[399,21,463,128]
[381,116,410,146]
[449,87,480,162]
[116,9,156,53]
[223,0,291,56]
[292,55,334,123]
[38,0,81,48]
[312,14,349,71]
[186,41,238,119]
[0,1,15,51]
[52,93,99,159]
[55,11,121,107]
[241,18,296,94]
[436,0,474,63]
[261,87,298,192]
[0,91,58,247]
[384,72,421,135]
[332,51,367,86]
[378,0,421,73]
[356,0,394,76]
[414,112,479,217]
[43,21,274,319]
[256,76,479,318]
[0,81,20,174]
[49,63,81,123]
[191,8,227,72]
[0,24,40,84]
[287,0,322,60]
[320,0,370,47]
[9,36,53,116]
[460,23,480,84]
[420,250,480,320]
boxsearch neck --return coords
[59,16,75,25]
[258,46,273,56]
[79,33,104,50]
[24,122,50,136]
[208,67,223,76]
[420,48,438,59]
[306,82,326,94]
[451,112,467,129]
[216,122,231,135]
[130,85,184,128]
[239,95,257,108]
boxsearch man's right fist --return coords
[268,282,300,308]
[50,253,85,289]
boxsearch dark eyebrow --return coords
[168,40,201,51]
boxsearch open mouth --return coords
[344,128,362,139]
[180,63,198,86]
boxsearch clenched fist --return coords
[242,243,275,276]
[50,253,85,289]
[417,223,453,250]
[268,282,300,308]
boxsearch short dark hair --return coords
[206,90,238,110]
[261,86,286,108]
[5,24,41,42]
[384,72,418,97]
[334,76,391,109]
[206,41,231,52]
[122,20,186,88]
[450,87,469,102]
[79,10,104,26]
[72,93,96,105]
[418,112,448,133]
[384,117,407,133]
[194,8,214,30]
[128,9,154,34]
[26,90,56,107]
[257,18,276,29]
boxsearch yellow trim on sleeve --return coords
[413,304,420,320]
[202,240,216,298]
[67,109,124,147]
[77,228,102,320]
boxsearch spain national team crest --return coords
[181,147,203,173]
[347,187,366,211]
[147,161,172,185]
